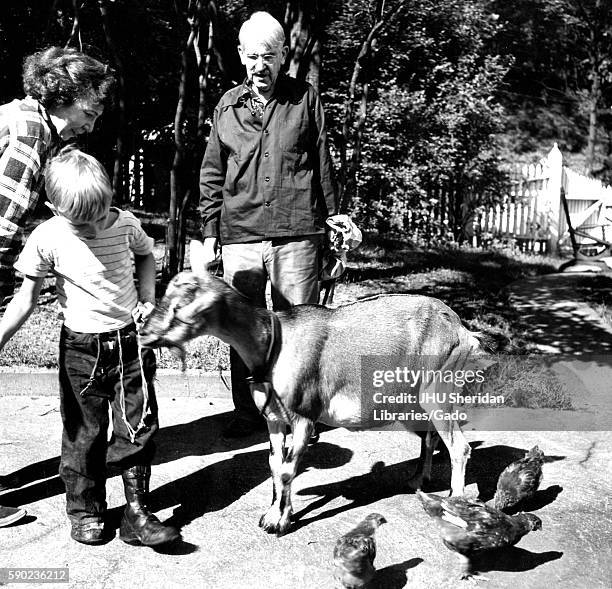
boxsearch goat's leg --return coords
[259,420,287,532]
[418,347,471,496]
[408,425,440,490]
[260,416,314,536]
[429,416,470,496]
[448,421,470,497]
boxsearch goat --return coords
[139,270,486,536]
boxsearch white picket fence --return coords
[475,144,612,254]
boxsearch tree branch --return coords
[65,0,85,50]
[338,0,406,212]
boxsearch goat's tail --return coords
[464,330,494,355]
[466,329,516,355]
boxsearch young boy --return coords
[0,148,179,547]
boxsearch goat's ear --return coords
[182,288,220,317]
[189,239,211,278]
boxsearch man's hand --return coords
[189,238,219,273]
[132,301,155,329]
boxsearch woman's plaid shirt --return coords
[0,97,59,293]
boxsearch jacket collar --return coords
[227,74,304,107]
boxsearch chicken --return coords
[494,446,544,511]
[333,513,387,589]
[417,490,542,580]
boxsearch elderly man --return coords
[198,11,337,438]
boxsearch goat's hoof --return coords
[259,508,292,535]
[259,510,281,534]
[276,513,292,536]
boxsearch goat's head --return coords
[139,271,225,352]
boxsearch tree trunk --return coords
[65,0,81,50]
[208,0,235,87]
[576,0,607,176]
[344,37,376,206]
[337,1,406,213]
[585,62,601,176]
[166,0,214,279]
[176,2,215,272]
[98,0,129,203]
[166,17,195,281]
[284,0,321,88]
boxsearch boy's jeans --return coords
[58,324,159,525]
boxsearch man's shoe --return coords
[0,505,26,527]
[70,521,106,545]
[222,416,266,439]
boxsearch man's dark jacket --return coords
[199,75,337,244]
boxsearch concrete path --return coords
[0,272,611,589]
[508,272,612,354]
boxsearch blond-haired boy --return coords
[0,148,179,546]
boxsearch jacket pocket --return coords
[279,118,308,153]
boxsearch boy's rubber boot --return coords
[119,466,180,546]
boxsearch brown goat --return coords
[139,270,486,535]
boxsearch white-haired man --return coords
[198,11,337,437]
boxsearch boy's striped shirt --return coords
[15,209,154,333]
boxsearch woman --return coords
[0,45,114,528]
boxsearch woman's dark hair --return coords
[23,46,115,108]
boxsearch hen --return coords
[333,513,387,588]
[494,446,544,511]
[417,490,542,580]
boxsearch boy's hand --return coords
[132,301,155,329]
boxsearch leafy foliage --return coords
[324,0,510,239]
[489,0,612,179]
[1,0,610,247]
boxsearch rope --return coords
[49,268,153,442]
[117,329,150,444]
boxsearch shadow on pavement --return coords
[503,485,564,515]
[1,412,268,506]
[372,557,423,588]
[103,440,351,532]
[103,447,269,531]
[0,477,64,507]
[153,538,199,555]
[295,443,566,530]
[470,444,566,502]
[473,546,563,574]
[509,274,612,356]
[0,457,64,507]
[1,456,60,488]
[0,514,37,527]
[153,411,270,464]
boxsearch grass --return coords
[0,235,561,370]
[462,354,574,410]
[573,273,612,327]
[0,243,229,371]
